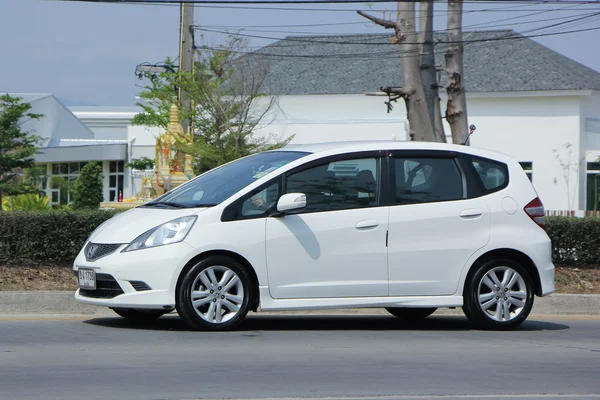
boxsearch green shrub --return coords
[0,211,598,267]
[72,163,103,209]
[2,194,50,211]
[0,209,117,265]
[546,217,600,266]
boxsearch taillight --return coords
[524,197,545,230]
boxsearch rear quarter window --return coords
[467,156,509,195]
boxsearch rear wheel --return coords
[176,256,252,331]
[111,308,167,323]
[385,307,437,321]
[463,259,534,330]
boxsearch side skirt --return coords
[257,287,463,311]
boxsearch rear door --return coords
[387,151,491,296]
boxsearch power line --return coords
[194,20,600,45]
[51,0,600,4]
[200,10,599,35]
[55,0,600,13]
[193,25,600,60]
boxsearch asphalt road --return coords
[1,313,599,400]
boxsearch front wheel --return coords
[111,308,167,323]
[176,256,252,331]
[463,259,534,330]
[385,307,437,321]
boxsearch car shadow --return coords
[83,313,570,332]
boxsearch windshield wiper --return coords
[142,202,218,209]
[142,201,189,208]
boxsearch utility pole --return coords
[179,1,195,136]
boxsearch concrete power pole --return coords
[179,1,195,136]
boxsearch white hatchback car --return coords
[74,141,554,330]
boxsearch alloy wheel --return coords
[477,266,528,322]
[190,265,245,324]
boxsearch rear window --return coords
[469,157,509,194]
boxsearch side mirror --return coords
[276,193,307,214]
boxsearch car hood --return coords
[89,206,209,244]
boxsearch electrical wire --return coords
[55,0,600,14]
[199,9,600,35]
[192,24,600,61]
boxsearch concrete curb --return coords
[0,291,598,316]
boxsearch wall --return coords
[256,93,583,210]
[468,94,582,211]
[70,93,589,210]
[254,94,409,143]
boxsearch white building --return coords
[14,30,600,211]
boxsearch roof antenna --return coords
[462,124,476,145]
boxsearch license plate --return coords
[78,268,96,290]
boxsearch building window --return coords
[519,162,533,182]
[587,162,600,211]
[108,161,125,202]
[48,161,95,205]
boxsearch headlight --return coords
[122,216,197,252]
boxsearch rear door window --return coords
[393,157,464,205]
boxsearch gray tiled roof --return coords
[248,30,600,95]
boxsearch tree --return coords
[0,94,43,210]
[72,162,103,209]
[133,37,290,174]
[358,4,438,142]
[359,1,469,144]
[126,157,155,171]
[445,0,469,145]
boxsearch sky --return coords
[1,0,599,106]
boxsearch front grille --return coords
[130,281,152,291]
[84,242,121,262]
[79,273,124,299]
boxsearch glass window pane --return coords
[69,163,80,175]
[109,161,116,173]
[52,164,59,175]
[242,182,280,217]
[109,190,116,202]
[59,163,68,175]
[394,157,463,205]
[587,173,600,211]
[117,175,123,190]
[519,162,532,171]
[286,158,379,213]
[109,176,116,188]
[156,151,308,206]
[587,162,600,172]
[471,158,508,193]
[51,191,59,203]
[117,161,124,173]
[60,189,68,205]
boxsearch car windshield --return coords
[144,151,309,208]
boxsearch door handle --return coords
[355,219,379,229]
[460,209,482,218]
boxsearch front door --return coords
[266,155,389,299]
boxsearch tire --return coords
[385,307,437,322]
[111,308,167,323]
[176,255,252,331]
[463,258,534,330]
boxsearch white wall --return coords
[72,92,594,210]
[468,95,582,210]
[254,94,409,143]
[257,93,584,210]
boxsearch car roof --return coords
[282,141,513,162]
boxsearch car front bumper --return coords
[73,241,199,309]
